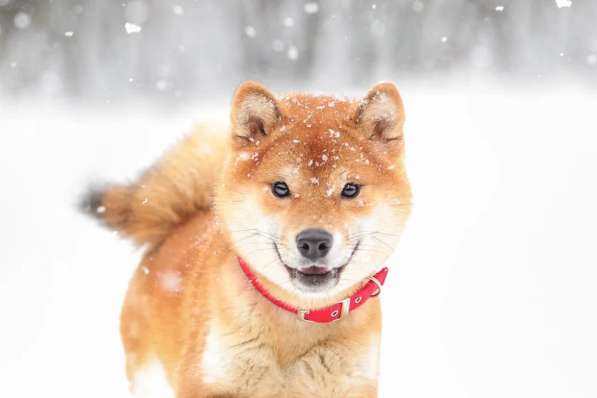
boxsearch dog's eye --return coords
[272,181,291,198]
[341,183,360,199]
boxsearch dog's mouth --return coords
[285,265,345,290]
[275,241,360,292]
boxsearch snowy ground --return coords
[1,83,596,397]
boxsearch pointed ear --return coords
[230,81,281,147]
[353,82,405,142]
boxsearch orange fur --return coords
[88,81,412,397]
[87,126,226,246]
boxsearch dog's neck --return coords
[237,257,386,324]
[213,255,381,364]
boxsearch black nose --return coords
[296,229,333,261]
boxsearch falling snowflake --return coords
[304,2,319,14]
[555,0,572,8]
[173,5,184,15]
[245,25,256,38]
[283,17,294,27]
[237,151,252,161]
[412,0,424,13]
[158,271,183,293]
[495,5,504,12]
[124,22,142,34]
[441,36,448,43]
[64,31,74,37]
[287,45,299,61]
[156,79,168,91]
[14,12,31,30]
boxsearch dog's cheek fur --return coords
[218,185,291,288]
[351,204,408,281]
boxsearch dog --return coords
[83,81,412,397]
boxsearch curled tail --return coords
[80,124,227,246]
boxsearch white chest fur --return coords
[131,359,175,398]
[201,322,233,384]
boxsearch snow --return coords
[412,0,425,13]
[283,17,294,28]
[13,12,31,30]
[555,0,572,8]
[173,5,184,16]
[237,151,252,161]
[325,186,335,197]
[244,26,256,38]
[124,22,142,34]
[304,2,319,15]
[156,79,169,91]
[1,85,597,398]
[158,271,183,293]
[287,45,299,61]
[64,31,74,37]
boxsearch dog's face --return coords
[218,82,411,298]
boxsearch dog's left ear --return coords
[354,82,405,142]
[230,81,281,147]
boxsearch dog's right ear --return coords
[230,81,281,147]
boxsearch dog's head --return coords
[217,81,411,300]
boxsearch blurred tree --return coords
[0,0,594,100]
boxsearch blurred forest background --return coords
[0,0,595,102]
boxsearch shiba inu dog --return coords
[83,81,412,398]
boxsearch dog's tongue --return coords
[299,266,330,275]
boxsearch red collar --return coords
[238,258,388,324]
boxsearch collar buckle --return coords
[298,297,352,323]
[339,297,351,318]
[297,309,314,323]
[368,275,383,297]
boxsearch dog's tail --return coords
[80,125,227,246]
